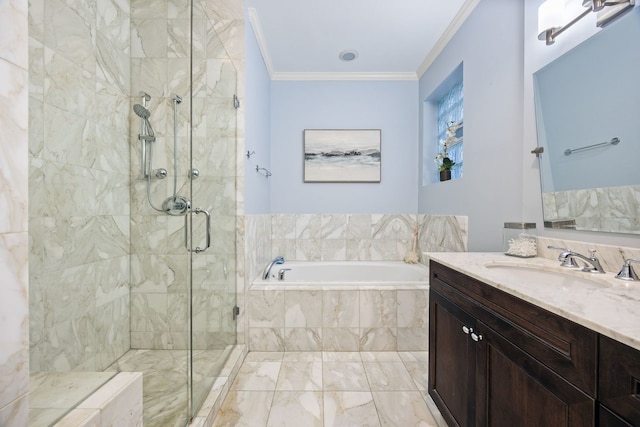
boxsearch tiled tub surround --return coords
[241,214,468,349]
[248,261,430,352]
[269,214,468,262]
[427,249,640,352]
[542,185,640,233]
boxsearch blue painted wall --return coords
[245,15,272,214]
[418,0,525,251]
[269,80,419,213]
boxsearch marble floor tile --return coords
[403,361,429,391]
[323,391,380,427]
[364,361,418,391]
[323,362,370,391]
[283,351,322,362]
[372,390,438,426]
[231,362,281,391]
[360,351,402,362]
[398,350,429,363]
[321,351,362,362]
[213,351,443,427]
[212,391,274,427]
[267,391,323,427]
[244,351,283,362]
[276,361,323,391]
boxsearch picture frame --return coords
[303,129,381,183]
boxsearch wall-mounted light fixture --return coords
[538,0,635,45]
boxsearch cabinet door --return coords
[599,404,634,427]
[429,289,476,427]
[475,320,595,427]
[599,335,640,425]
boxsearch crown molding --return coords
[249,1,479,82]
[416,0,481,78]
[271,71,418,81]
[248,7,275,79]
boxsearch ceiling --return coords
[246,0,480,80]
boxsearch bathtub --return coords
[248,261,430,352]
[251,261,429,290]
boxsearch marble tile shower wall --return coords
[28,0,132,372]
[241,214,468,350]
[0,0,29,424]
[129,0,244,351]
[542,185,640,233]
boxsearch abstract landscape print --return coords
[304,129,381,183]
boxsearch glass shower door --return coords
[188,5,238,417]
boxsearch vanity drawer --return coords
[430,261,598,396]
[599,335,640,426]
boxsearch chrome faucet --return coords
[547,246,605,273]
[262,255,285,280]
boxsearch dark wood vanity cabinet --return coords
[598,336,640,426]
[429,261,598,427]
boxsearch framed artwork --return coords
[303,129,381,183]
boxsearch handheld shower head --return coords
[133,103,150,119]
[133,104,155,139]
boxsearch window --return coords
[436,81,463,180]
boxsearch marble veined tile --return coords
[29,372,115,410]
[44,0,96,73]
[0,59,28,234]
[323,391,380,427]
[322,352,362,362]
[96,0,130,53]
[0,233,28,409]
[372,391,438,426]
[0,0,28,68]
[360,352,402,362]
[323,362,369,392]
[283,351,322,362]
[213,391,274,427]
[244,352,283,363]
[275,361,322,391]
[0,394,28,427]
[267,391,323,427]
[231,362,281,391]
[403,361,429,391]
[364,362,417,391]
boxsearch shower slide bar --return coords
[564,137,620,156]
[185,207,211,253]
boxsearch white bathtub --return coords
[251,261,429,290]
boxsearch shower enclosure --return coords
[28,0,239,425]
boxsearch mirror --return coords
[533,6,640,234]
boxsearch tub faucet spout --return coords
[263,256,285,280]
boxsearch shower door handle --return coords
[185,208,211,253]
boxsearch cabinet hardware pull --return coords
[462,326,473,335]
[471,332,483,342]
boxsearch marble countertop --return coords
[426,252,640,352]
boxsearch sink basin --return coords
[484,264,611,289]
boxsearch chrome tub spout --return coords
[263,256,285,280]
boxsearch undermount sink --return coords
[484,263,612,289]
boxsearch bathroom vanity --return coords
[427,254,640,427]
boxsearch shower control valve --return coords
[154,168,167,179]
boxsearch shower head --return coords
[133,104,150,119]
[133,104,155,139]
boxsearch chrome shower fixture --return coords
[133,104,155,142]
[162,195,191,216]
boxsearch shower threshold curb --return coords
[191,344,248,427]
